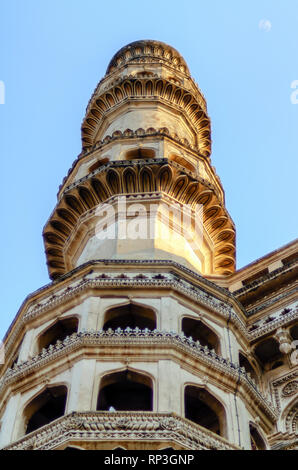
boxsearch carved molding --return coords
[0,329,277,421]
[3,411,240,450]
[81,76,211,157]
[43,159,235,279]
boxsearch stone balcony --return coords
[4,411,240,451]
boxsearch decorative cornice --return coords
[81,76,211,156]
[248,305,298,341]
[3,411,240,451]
[43,159,235,279]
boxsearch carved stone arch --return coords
[90,108,103,120]
[86,117,98,128]
[208,216,229,235]
[195,189,213,207]
[214,228,235,245]
[49,220,70,239]
[173,88,183,105]
[214,242,235,258]
[95,98,108,113]
[193,109,205,124]
[96,366,154,412]
[139,166,155,192]
[63,445,84,450]
[155,79,165,97]
[123,81,133,97]
[181,315,221,354]
[169,174,189,200]
[168,154,195,173]
[104,92,116,108]
[35,315,79,354]
[156,165,174,192]
[145,79,153,96]
[182,93,193,108]
[78,186,97,210]
[91,178,110,201]
[21,382,69,437]
[239,351,259,384]
[249,422,267,450]
[204,205,222,223]
[282,397,298,433]
[102,299,157,331]
[114,86,124,102]
[65,194,85,215]
[123,167,138,193]
[134,80,143,96]
[164,83,174,101]
[43,231,65,246]
[106,169,121,195]
[56,208,77,227]
[184,383,227,438]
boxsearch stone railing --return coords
[0,329,277,421]
[3,411,240,451]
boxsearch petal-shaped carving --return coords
[107,169,121,194]
[57,208,76,226]
[156,165,173,192]
[145,80,153,96]
[123,167,138,193]
[78,187,97,209]
[134,80,143,96]
[91,179,109,201]
[140,166,155,192]
[170,175,189,199]
[65,195,85,215]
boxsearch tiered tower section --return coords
[43,40,236,280]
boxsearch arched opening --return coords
[239,352,259,384]
[270,360,284,370]
[182,317,220,354]
[89,157,109,173]
[38,317,78,352]
[250,424,266,450]
[63,446,83,451]
[184,386,226,437]
[254,337,283,369]
[103,303,156,331]
[97,370,153,411]
[169,154,195,173]
[24,385,67,435]
[125,148,155,160]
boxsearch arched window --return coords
[239,352,258,384]
[125,148,155,160]
[184,386,226,437]
[250,424,266,450]
[38,317,78,352]
[24,385,67,435]
[254,337,282,369]
[182,317,220,354]
[103,304,156,331]
[97,370,153,411]
[89,157,109,173]
[169,154,195,173]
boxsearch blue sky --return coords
[0,0,297,339]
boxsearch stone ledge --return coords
[3,411,240,451]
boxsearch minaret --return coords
[43,39,236,280]
[0,41,277,451]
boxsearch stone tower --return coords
[0,41,297,451]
